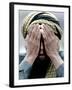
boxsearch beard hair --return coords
[28,54,51,79]
[28,35,52,79]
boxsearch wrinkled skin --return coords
[25,23,63,69]
[25,24,41,64]
[41,24,60,57]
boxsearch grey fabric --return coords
[59,51,64,60]
[56,64,64,77]
[19,61,32,79]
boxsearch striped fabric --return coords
[45,63,56,78]
[22,11,63,39]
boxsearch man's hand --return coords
[41,24,63,69]
[25,24,41,64]
[42,24,59,57]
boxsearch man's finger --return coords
[43,24,54,41]
[37,29,41,41]
[41,29,47,41]
[32,24,39,40]
[30,29,35,40]
[28,24,35,38]
[30,24,38,40]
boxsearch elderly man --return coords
[19,12,64,79]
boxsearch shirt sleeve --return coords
[19,60,32,79]
[56,64,64,77]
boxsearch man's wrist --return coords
[48,52,59,59]
[48,52,64,69]
[25,55,35,65]
[48,52,58,58]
